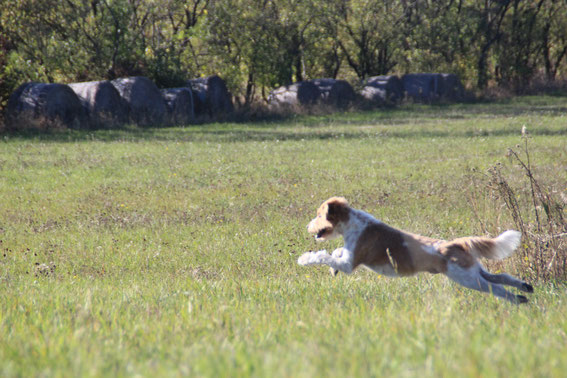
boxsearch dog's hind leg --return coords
[446,264,528,304]
[298,248,354,274]
[480,268,534,293]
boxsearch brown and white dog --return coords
[298,197,534,303]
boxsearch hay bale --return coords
[187,75,233,118]
[68,80,128,128]
[268,81,321,109]
[161,88,195,125]
[5,82,88,131]
[361,75,404,105]
[310,78,356,108]
[440,73,465,101]
[111,76,167,127]
[360,86,387,106]
[402,73,465,103]
[402,73,444,103]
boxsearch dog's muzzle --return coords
[316,228,330,239]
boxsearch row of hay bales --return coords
[4,72,464,131]
[268,73,465,110]
[5,75,233,131]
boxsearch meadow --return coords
[1,97,566,377]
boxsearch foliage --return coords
[1,0,567,112]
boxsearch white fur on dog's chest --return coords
[363,264,400,277]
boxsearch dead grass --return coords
[467,128,567,281]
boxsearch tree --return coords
[494,0,546,91]
[204,0,319,104]
[322,0,405,79]
[540,0,567,81]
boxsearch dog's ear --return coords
[325,197,349,221]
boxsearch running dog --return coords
[298,197,534,303]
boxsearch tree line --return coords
[1,0,567,114]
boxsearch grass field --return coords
[1,97,566,377]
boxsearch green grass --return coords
[1,97,567,377]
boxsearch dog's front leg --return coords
[329,248,343,276]
[297,248,353,274]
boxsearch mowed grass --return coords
[1,97,566,377]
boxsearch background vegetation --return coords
[1,98,566,376]
[2,0,567,113]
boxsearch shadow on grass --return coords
[2,96,567,143]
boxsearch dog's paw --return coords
[298,250,327,266]
[331,249,343,258]
[522,283,534,293]
[516,295,529,304]
[298,252,314,266]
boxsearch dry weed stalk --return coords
[468,127,567,282]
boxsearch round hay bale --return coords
[187,75,233,118]
[68,80,128,128]
[268,81,321,109]
[111,76,167,127]
[402,73,444,103]
[161,88,195,125]
[5,82,88,131]
[360,86,387,106]
[310,79,356,108]
[362,75,404,105]
[440,73,465,101]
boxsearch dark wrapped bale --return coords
[440,73,465,101]
[310,78,356,108]
[191,86,206,116]
[161,88,195,125]
[187,75,233,118]
[361,75,403,105]
[402,73,444,103]
[268,81,321,109]
[111,76,167,127]
[360,86,387,106]
[68,80,128,128]
[5,82,88,131]
[402,73,465,103]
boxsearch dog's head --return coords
[307,197,350,241]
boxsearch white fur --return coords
[421,244,438,255]
[445,263,522,303]
[491,230,522,260]
[298,248,354,274]
[363,264,399,277]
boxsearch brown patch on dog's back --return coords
[438,236,499,268]
[402,234,448,274]
[352,223,407,272]
[455,237,496,259]
[437,243,475,268]
[353,223,448,275]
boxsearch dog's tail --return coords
[442,230,522,261]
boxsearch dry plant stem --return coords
[480,134,567,281]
